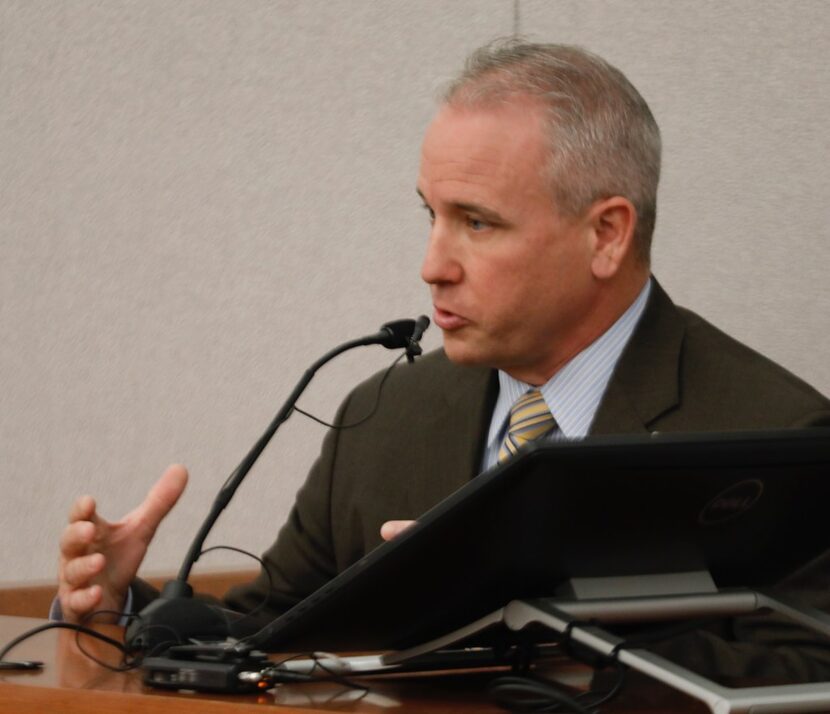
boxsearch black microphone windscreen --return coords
[377,319,417,348]
[411,315,430,342]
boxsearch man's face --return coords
[417,99,600,384]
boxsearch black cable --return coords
[75,608,199,670]
[268,652,369,698]
[292,353,405,429]
[304,652,370,697]
[487,621,631,713]
[577,660,627,710]
[0,621,128,664]
[198,545,274,624]
[607,617,716,663]
[494,616,716,713]
[122,616,185,656]
[76,610,141,671]
[488,673,596,713]
[489,659,627,714]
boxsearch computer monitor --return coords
[250,428,830,652]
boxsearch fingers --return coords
[131,464,188,539]
[59,520,97,559]
[57,544,105,623]
[61,584,103,623]
[68,494,97,525]
[61,552,104,588]
[59,495,108,622]
[380,520,416,541]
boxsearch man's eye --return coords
[467,216,489,231]
[421,205,435,224]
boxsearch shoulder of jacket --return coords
[675,305,829,407]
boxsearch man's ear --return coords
[586,197,638,280]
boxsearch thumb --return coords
[132,464,188,539]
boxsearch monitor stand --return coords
[383,573,830,714]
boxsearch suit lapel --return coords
[401,354,497,516]
[590,279,684,435]
[437,360,498,482]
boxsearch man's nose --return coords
[420,220,462,285]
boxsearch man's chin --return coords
[441,337,491,367]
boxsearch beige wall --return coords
[1,0,828,581]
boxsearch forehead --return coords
[418,100,550,206]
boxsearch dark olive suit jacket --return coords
[177,280,830,680]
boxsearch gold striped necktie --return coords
[498,389,557,463]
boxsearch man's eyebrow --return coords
[415,189,506,223]
[454,202,506,223]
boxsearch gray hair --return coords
[443,40,661,262]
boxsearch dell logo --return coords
[699,479,764,525]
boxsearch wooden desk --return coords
[0,615,709,713]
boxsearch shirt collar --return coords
[486,279,652,449]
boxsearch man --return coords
[57,41,830,680]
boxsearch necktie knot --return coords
[498,389,556,463]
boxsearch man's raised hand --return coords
[57,464,188,623]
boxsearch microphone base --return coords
[124,581,250,653]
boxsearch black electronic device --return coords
[242,428,830,653]
[142,645,271,693]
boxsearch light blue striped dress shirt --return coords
[481,279,652,471]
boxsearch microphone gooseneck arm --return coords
[175,318,429,586]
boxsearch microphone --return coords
[126,316,430,653]
[405,315,430,363]
[369,318,419,348]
